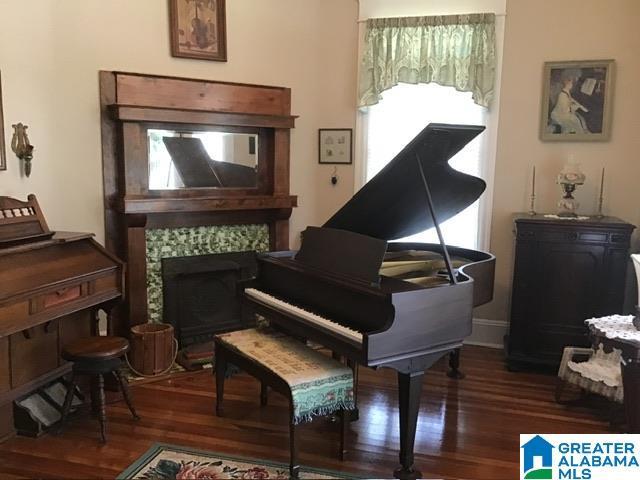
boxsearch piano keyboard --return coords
[244,288,363,345]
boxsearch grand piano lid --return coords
[323,123,486,241]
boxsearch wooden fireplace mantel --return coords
[118,195,297,215]
[99,71,298,335]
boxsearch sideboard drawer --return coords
[10,324,59,388]
[30,283,87,315]
[42,285,82,309]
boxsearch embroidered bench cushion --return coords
[216,328,355,424]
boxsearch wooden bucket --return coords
[129,323,175,376]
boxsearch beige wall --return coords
[2,1,638,324]
[0,0,359,247]
[478,0,640,321]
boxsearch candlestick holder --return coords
[596,197,604,218]
[528,193,536,216]
[528,166,536,216]
[595,168,605,218]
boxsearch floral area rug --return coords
[118,443,358,479]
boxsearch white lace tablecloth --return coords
[585,314,640,346]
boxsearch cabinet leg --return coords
[622,361,640,433]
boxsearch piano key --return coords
[245,288,363,344]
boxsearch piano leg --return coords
[394,371,424,480]
[447,348,465,379]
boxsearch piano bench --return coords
[213,328,355,478]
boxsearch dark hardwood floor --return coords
[0,346,611,479]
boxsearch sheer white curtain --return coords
[365,83,487,249]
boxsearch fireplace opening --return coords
[162,251,258,364]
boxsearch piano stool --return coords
[214,328,355,478]
[57,336,140,443]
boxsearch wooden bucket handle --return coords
[124,337,179,378]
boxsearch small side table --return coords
[587,315,640,432]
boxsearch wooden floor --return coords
[0,346,613,479]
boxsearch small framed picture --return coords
[540,59,614,141]
[318,129,352,164]
[169,0,227,62]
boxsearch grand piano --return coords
[241,123,496,479]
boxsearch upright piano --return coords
[241,124,496,479]
[0,195,124,441]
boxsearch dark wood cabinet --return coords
[506,214,635,370]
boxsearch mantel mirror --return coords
[148,128,259,190]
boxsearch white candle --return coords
[532,165,536,194]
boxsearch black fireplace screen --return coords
[162,251,258,348]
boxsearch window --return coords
[365,83,488,250]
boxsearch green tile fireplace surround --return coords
[145,224,270,324]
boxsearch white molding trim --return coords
[464,317,507,349]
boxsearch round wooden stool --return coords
[59,336,140,443]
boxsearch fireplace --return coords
[161,251,258,348]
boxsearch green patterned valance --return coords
[146,224,270,324]
[359,13,496,108]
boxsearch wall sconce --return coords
[11,123,34,177]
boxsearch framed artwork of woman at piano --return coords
[169,0,227,62]
[540,59,614,141]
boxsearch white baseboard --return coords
[464,318,508,349]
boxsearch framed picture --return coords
[318,129,352,164]
[0,71,5,171]
[169,0,227,62]
[540,59,614,141]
